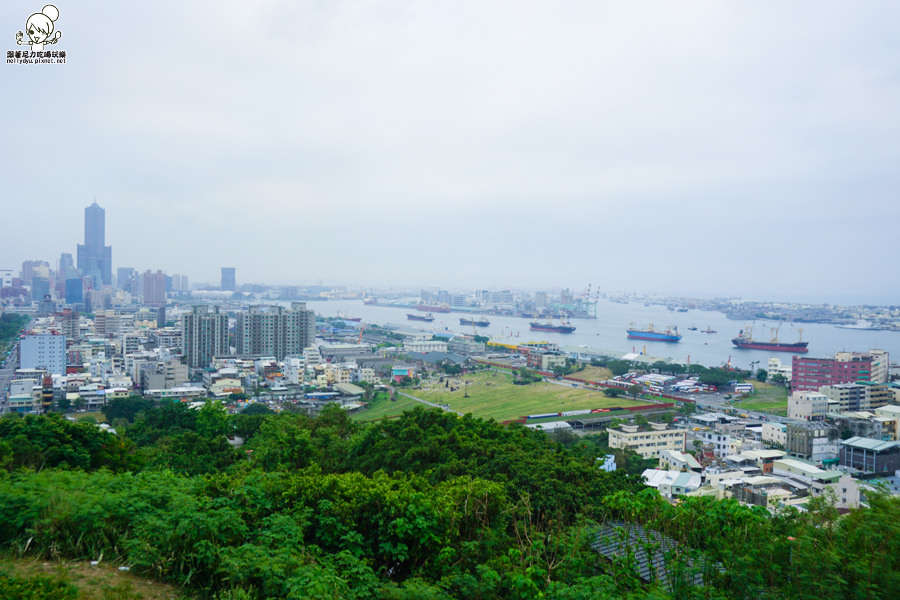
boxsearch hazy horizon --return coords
[3,2,899,305]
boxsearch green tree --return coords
[196,400,232,439]
[756,369,768,383]
[103,395,155,423]
[603,387,624,398]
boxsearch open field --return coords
[731,382,789,416]
[406,370,651,422]
[350,392,422,422]
[0,555,187,599]
[567,365,614,382]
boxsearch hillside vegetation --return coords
[0,401,898,599]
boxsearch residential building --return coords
[182,305,229,368]
[607,422,686,459]
[141,270,167,306]
[761,422,787,447]
[235,303,315,361]
[139,359,189,391]
[641,469,702,498]
[786,422,838,462]
[788,391,828,421]
[698,429,731,457]
[658,449,702,472]
[831,411,895,442]
[821,383,866,412]
[76,202,112,286]
[767,358,792,384]
[874,405,900,440]
[19,333,66,375]
[93,310,121,337]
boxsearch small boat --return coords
[704,326,717,334]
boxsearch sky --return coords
[2,1,899,304]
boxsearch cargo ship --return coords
[732,326,808,353]
[407,313,435,322]
[530,319,576,333]
[626,323,682,342]
[417,304,451,313]
[460,317,490,327]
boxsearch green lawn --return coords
[350,392,423,422]
[731,382,789,416]
[408,370,651,422]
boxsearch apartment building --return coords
[607,422,686,459]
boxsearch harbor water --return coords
[307,299,900,370]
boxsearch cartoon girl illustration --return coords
[16,5,62,52]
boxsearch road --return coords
[0,338,21,411]
[395,390,463,416]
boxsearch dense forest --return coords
[1,400,898,599]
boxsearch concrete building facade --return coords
[607,422,686,459]
[19,333,66,375]
[182,305,229,368]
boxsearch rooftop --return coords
[841,436,900,452]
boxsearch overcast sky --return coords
[2,1,899,303]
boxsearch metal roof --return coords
[841,436,900,452]
[592,521,721,590]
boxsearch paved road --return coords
[395,390,463,416]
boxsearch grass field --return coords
[730,382,789,416]
[374,370,652,422]
[350,392,423,422]
[0,555,187,599]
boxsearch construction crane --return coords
[357,323,365,344]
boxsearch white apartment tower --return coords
[182,305,229,368]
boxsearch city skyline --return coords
[2,3,899,304]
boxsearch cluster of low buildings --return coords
[605,405,900,512]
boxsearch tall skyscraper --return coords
[76,201,112,286]
[182,305,230,368]
[235,302,315,360]
[221,267,236,292]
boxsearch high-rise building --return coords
[116,267,136,291]
[19,332,66,375]
[182,305,230,368]
[58,253,76,278]
[235,302,315,360]
[76,201,112,286]
[221,267,236,292]
[141,270,167,306]
[20,260,50,286]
